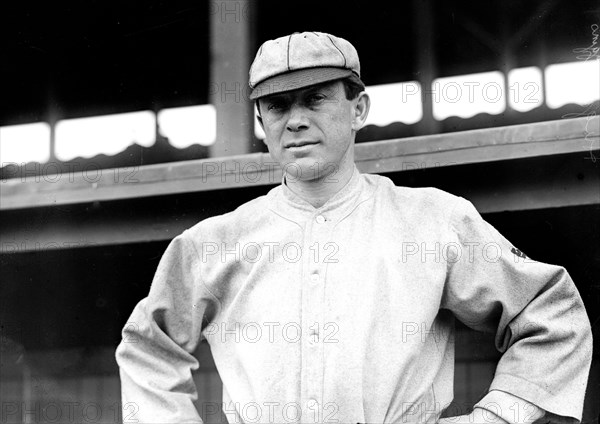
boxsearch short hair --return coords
[341,76,365,100]
[255,76,365,116]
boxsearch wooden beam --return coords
[1,152,597,252]
[0,117,598,211]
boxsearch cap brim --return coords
[249,67,358,100]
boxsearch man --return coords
[116,32,592,423]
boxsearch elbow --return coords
[115,320,142,368]
[556,267,593,366]
[581,314,593,363]
[568,288,593,368]
[115,334,130,370]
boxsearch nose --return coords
[286,103,310,132]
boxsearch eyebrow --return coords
[304,81,338,94]
[264,93,292,102]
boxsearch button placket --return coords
[300,213,330,412]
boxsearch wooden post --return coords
[412,0,440,135]
[208,0,256,157]
[501,3,515,118]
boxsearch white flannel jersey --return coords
[116,165,592,423]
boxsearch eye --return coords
[267,100,287,111]
[306,93,326,104]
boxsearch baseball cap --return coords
[248,31,365,100]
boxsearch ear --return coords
[255,114,269,146]
[255,101,265,131]
[351,91,370,131]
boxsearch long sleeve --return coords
[115,232,220,423]
[442,197,593,421]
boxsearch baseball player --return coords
[116,31,592,424]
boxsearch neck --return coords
[284,153,356,209]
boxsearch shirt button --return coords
[315,215,326,224]
[307,399,318,408]
[310,273,320,284]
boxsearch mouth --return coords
[284,141,320,149]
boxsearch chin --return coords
[281,157,325,182]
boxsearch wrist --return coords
[472,406,510,424]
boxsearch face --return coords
[257,80,369,182]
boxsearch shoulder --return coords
[180,190,274,243]
[361,172,462,211]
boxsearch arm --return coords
[440,197,592,422]
[115,233,219,423]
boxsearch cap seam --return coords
[287,34,292,72]
[249,45,264,87]
[326,35,347,68]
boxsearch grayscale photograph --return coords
[1,1,598,423]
